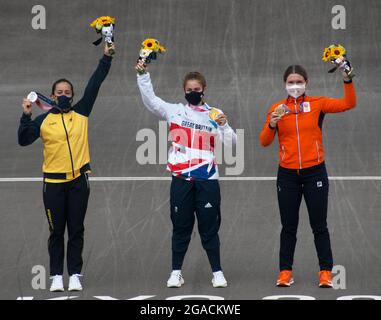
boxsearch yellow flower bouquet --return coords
[90,16,115,30]
[322,44,354,79]
[90,16,115,55]
[138,38,166,66]
[322,44,346,62]
[141,38,166,53]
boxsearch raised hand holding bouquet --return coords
[90,16,116,55]
[322,44,354,80]
[136,38,166,74]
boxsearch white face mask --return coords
[286,84,306,99]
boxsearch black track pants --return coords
[277,163,333,271]
[43,174,90,276]
[170,176,222,272]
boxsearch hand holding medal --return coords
[270,104,288,129]
[209,107,227,127]
[274,104,288,117]
[25,91,55,113]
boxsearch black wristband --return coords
[344,79,353,84]
[268,123,276,130]
[103,54,113,61]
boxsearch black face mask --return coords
[185,91,204,106]
[55,95,73,112]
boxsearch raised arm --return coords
[321,80,357,113]
[136,69,178,120]
[74,43,114,117]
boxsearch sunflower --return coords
[322,44,346,62]
[142,38,156,50]
[329,44,346,60]
[322,47,331,62]
[90,16,115,29]
[157,43,166,53]
[142,38,167,53]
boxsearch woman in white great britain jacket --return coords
[135,60,237,288]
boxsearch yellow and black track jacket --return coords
[18,55,112,183]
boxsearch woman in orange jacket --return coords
[260,64,356,288]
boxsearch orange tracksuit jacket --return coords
[260,82,357,169]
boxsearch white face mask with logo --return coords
[286,84,306,99]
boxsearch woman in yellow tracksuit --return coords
[18,43,114,292]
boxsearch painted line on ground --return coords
[1,176,381,182]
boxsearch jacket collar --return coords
[286,94,307,104]
[186,103,208,112]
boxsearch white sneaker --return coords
[50,275,64,292]
[212,271,228,288]
[68,274,83,291]
[167,270,184,288]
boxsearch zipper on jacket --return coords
[60,113,75,178]
[188,123,196,178]
[294,99,302,169]
[316,140,321,163]
[281,145,286,161]
[85,173,90,189]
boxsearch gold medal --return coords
[209,107,221,121]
